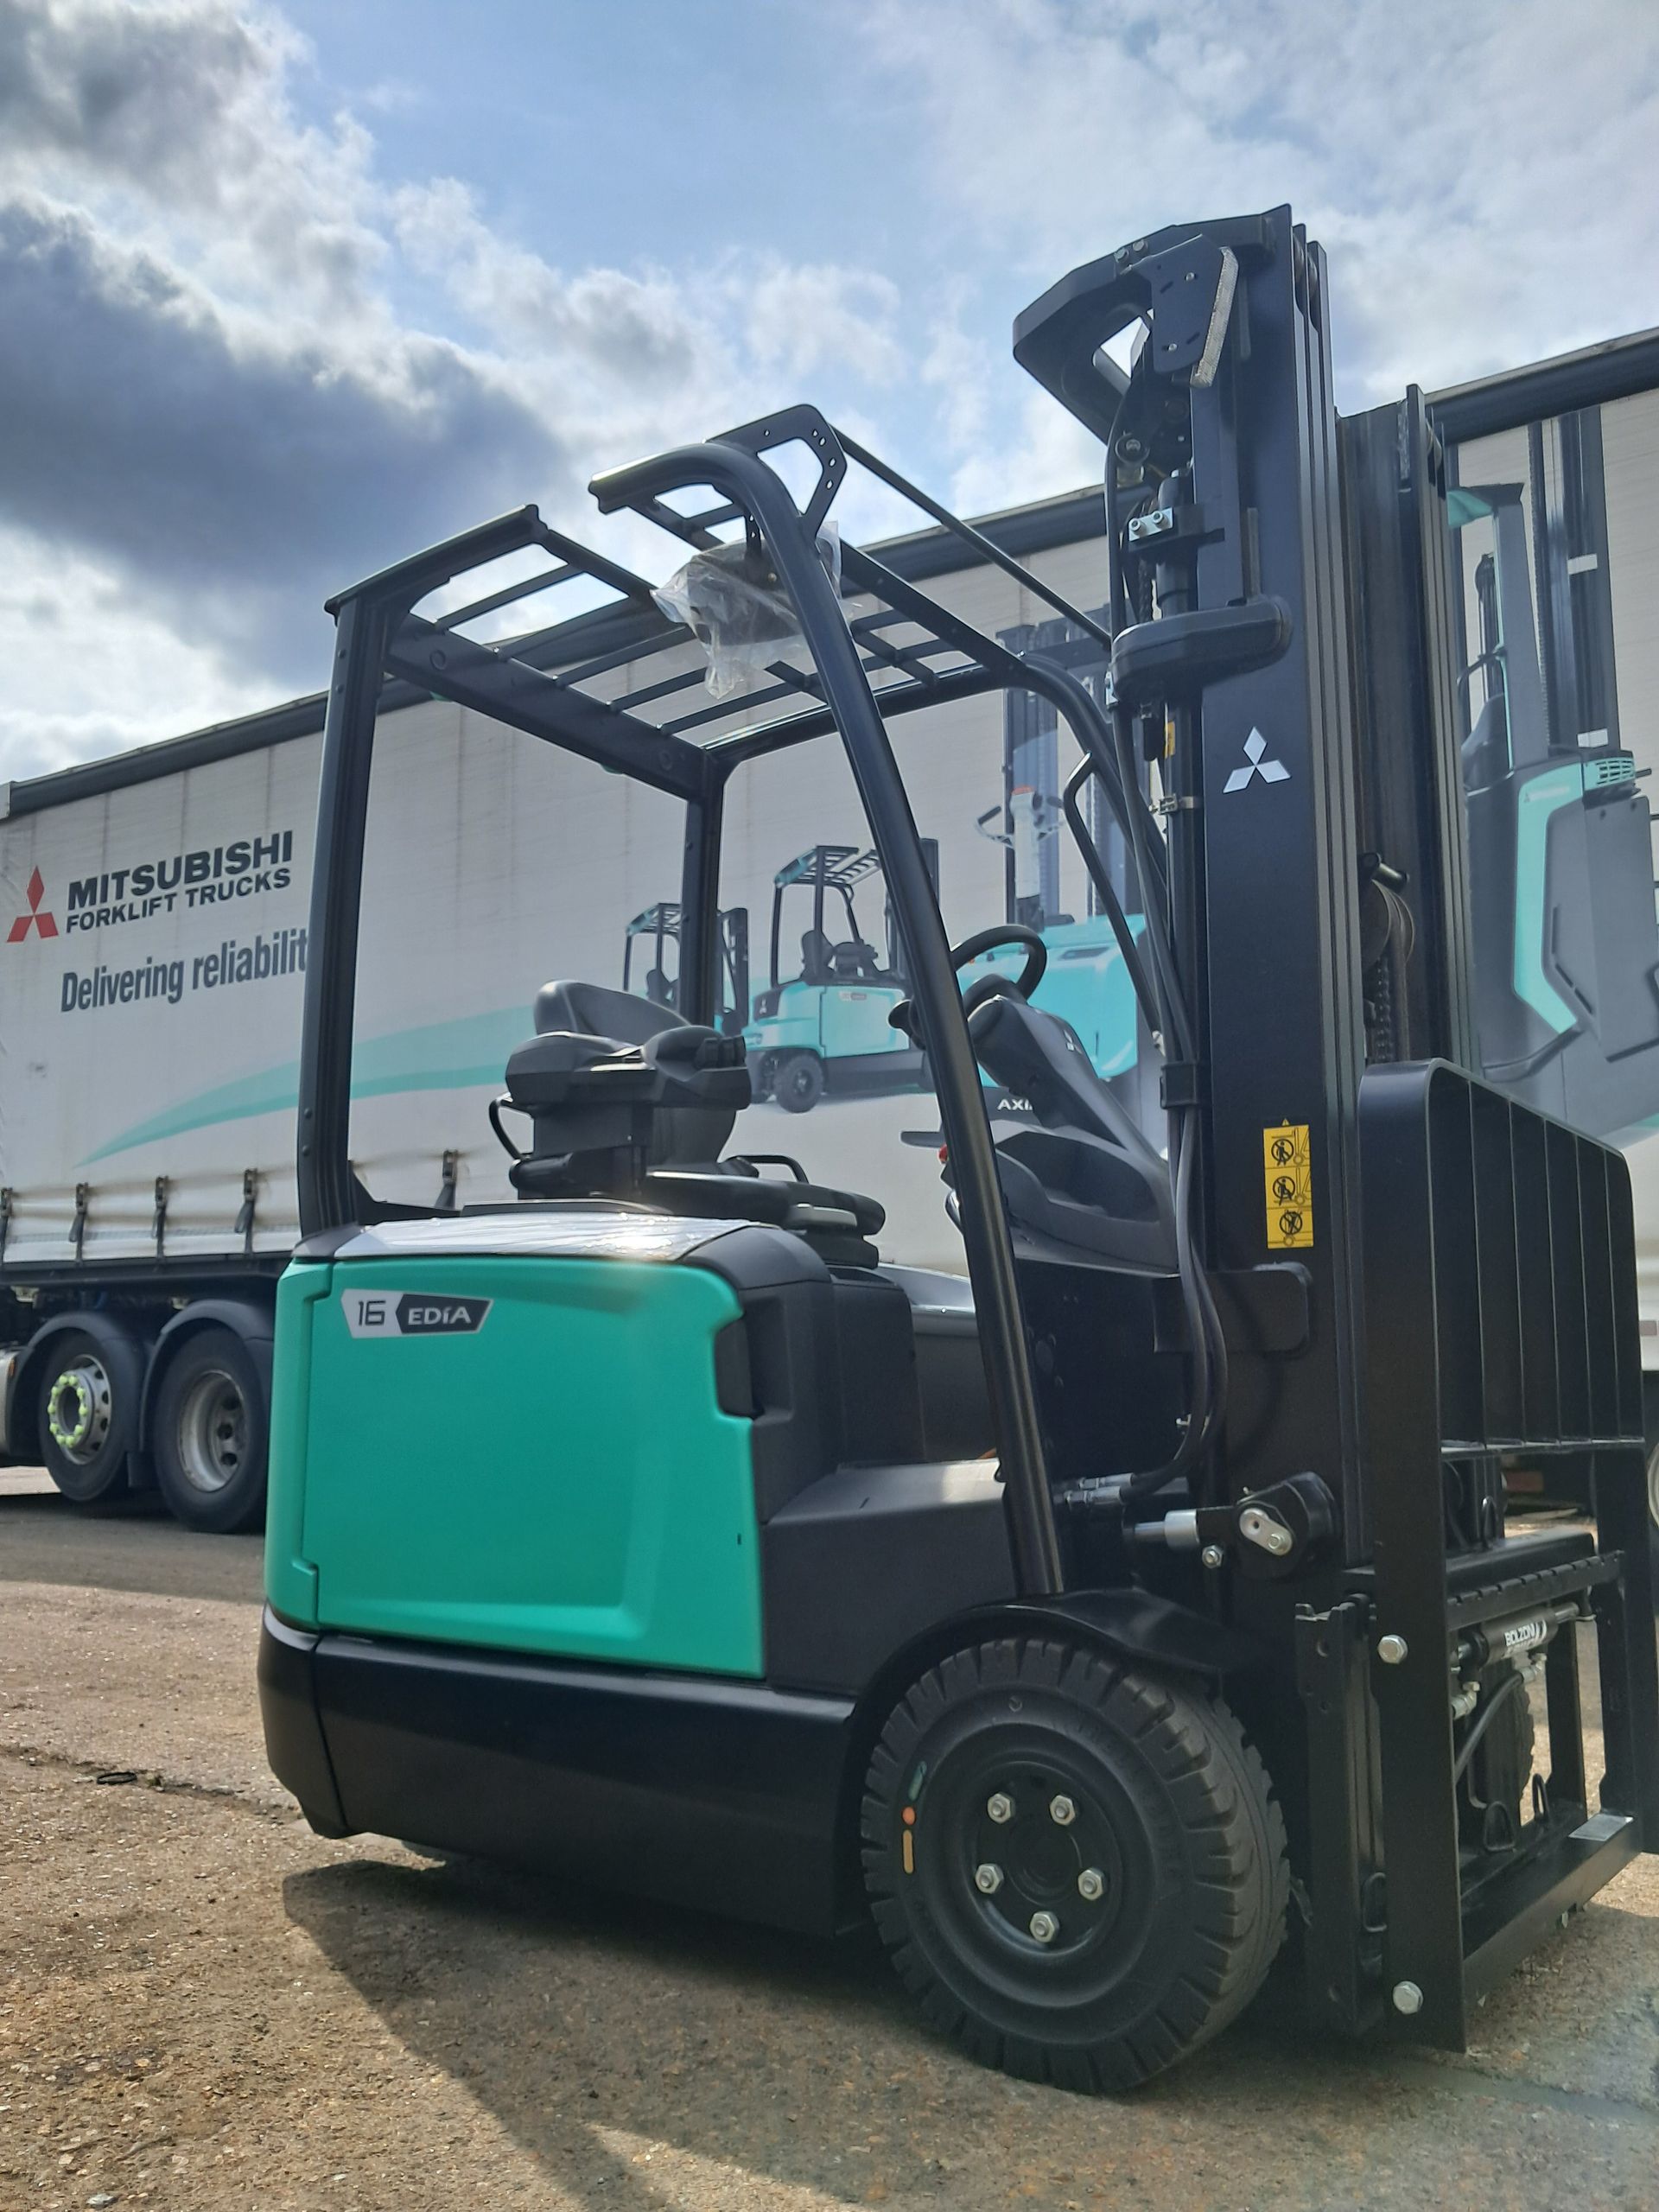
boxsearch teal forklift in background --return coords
[745,833,1141,1116]
[1452,473,1659,1136]
[622,903,682,1010]
[972,621,1147,1111]
[624,900,751,1033]
[742,843,930,1110]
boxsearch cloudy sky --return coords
[2,0,1656,781]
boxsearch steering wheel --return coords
[888,924,1048,1042]
[950,924,1047,1007]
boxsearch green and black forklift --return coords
[262,207,1659,2090]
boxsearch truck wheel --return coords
[773,1052,824,1114]
[152,1328,268,1534]
[861,1637,1287,2092]
[36,1332,136,1504]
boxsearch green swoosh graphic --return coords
[79,1006,530,1165]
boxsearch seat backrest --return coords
[534,978,685,1046]
[799,929,833,984]
[969,992,1153,1158]
[967,990,1174,1268]
[518,983,741,1171]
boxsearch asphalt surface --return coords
[5,1471,1659,2209]
[0,1467,263,1603]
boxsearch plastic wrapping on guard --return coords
[654,524,842,701]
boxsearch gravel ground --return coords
[4,1483,1659,2211]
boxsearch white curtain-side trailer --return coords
[5,326,1659,1541]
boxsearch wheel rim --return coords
[1647,1442,1659,1533]
[47,1356,114,1467]
[909,1728,1152,2004]
[174,1368,249,1495]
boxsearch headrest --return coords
[534,979,685,1046]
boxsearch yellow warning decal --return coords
[1263,1123,1313,1249]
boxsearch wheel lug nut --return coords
[1029,1911,1059,1944]
[986,1792,1014,1824]
[1049,1794,1076,1827]
[974,1862,1003,1895]
[1077,1866,1104,1901]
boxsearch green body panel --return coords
[745,976,911,1066]
[818,980,911,1058]
[970,914,1144,1083]
[1513,761,1582,1035]
[264,1253,764,1676]
[265,1262,332,1627]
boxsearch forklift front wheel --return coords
[772,1051,825,1115]
[861,1637,1287,2092]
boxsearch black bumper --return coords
[255,1605,859,1934]
[257,1606,349,1836]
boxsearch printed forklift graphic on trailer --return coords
[976,614,1148,1105]
[743,843,930,1111]
[624,900,750,1033]
[263,208,1659,2094]
[744,838,1141,1115]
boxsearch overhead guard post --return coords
[591,436,1066,1599]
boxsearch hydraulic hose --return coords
[1452,1666,1528,1786]
[1059,757,1160,1037]
[1084,389,1229,1497]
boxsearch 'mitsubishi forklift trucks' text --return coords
[260,208,1659,2090]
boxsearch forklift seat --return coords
[800,928,834,984]
[830,938,881,980]
[515,982,747,1170]
[504,981,887,1259]
[967,988,1176,1272]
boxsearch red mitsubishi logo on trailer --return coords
[8,867,59,941]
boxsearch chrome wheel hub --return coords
[175,1368,248,1495]
[47,1357,113,1466]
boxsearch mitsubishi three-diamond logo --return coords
[1224,728,1290,792]
[7,867,58,942]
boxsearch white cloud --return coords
[857,0,1659,402]
[3,0,1656,776]
[0,0,921,776]
[0,0,385,315]
[744,262,905,384]
[0,524,279,778]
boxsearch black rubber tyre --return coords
[1646,1440,1659,1608]
[861,1637,1287,2092]
[773,1051,825,1115]
[152,1328,269,1534]
[36,1329,137,1504]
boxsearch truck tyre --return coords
[152,1327,268,1534]
[861,1636,1287,2092]
[773,1051,824,1114]
[36,1330,137,1505]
